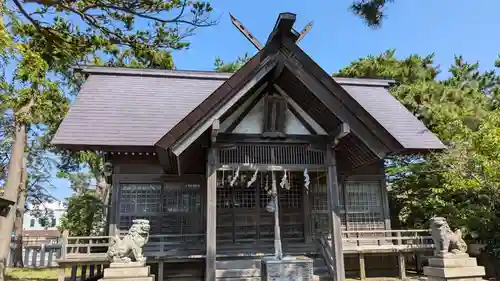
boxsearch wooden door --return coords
[216,171,305,245]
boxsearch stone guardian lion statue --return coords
[430,217,468,257]
[106,219,151,263]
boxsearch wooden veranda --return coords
[55,229,434,281]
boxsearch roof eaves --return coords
[73,66,233,80]
[333,77,395,87]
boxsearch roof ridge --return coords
[74,66,233,80]
[75,66,394,86]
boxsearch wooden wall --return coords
[107,154,390,246]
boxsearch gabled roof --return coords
[52,68,229,148]
[53,12,445,157]
[54,67,431,150]
[54,66,439,150]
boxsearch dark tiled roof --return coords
[342,85,444,150]
[53,69,227,147]
[52,66,445,151]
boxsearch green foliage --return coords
[350,0,395,27]
[59,191,104,236]
[0,0,216,192]
[335,49,439,84]
[337,49,500,251]
[0,0,216,270]
[214,53,250,72]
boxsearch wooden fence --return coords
[7,236,62,268]
[7,244,62,268]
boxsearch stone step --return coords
[100,277,154,281]
[216,268,261,278]
[163,278,202,281]
[216,278,261,281]
[216,259,261,269]
[312,274,332,281]
[103,266,150,278]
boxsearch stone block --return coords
[427,277,483,281]
[428,256,478,268]
[261,256,313,281]
[109,261,146,268]
[99,262,154,281]
[423,254,485,281]
[104,265,150,278]
[424,266,485,278]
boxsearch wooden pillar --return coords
[359,253,366,280]
[58,267,66,281]
[109,175,120,236]
[205,148,218,281]
[379,161,392,230]
[303,184,312,243]
[71,265,78,281]
[398,253,406,279]
[415,253,422,273]
[158,260,164,281]
[326,146,345,281]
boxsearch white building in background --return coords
[23,201,67,231]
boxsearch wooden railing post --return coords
[396,231,402,245]
[61,230,69,260]
[58,230,69,281]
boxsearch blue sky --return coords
[51,0,499,200]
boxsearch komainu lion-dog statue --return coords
[430,217,468,257]
[107,219,151,263]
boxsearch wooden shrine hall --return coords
[52,12,444,281]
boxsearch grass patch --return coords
[6,268,75,281]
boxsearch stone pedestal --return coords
[99,262,154,281]
[261,256,313,281]
[423,254,485,281]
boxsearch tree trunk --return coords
[0,122,27,281]
[12,157,28,268]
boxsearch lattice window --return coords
[344,181,384,231]
[162,183,202,236]
[278,172,302,208]
[118,183,162,233]
[119,183,162,214]
[118,182,203,238]
[218,144,325,165]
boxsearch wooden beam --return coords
[229,13,263,50]
[273,53,285,80]
[326,146,345,281]
[333,123,351,146]
[205,148,218,281]
[176,155,183,176]
[296,21,313,44]
[109,175,120,236]
[156,147,175,174]
[225,82,268,133]
[398,253,406,279]
[359,253,366,280]
[283,58,390,159]
[282,37,403,153]
[273,83,328,135]
[158,260,164,281]
[171,55,278,156]
[215,133,329,144]
[266,12,298,45]
[211,119,220,143]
